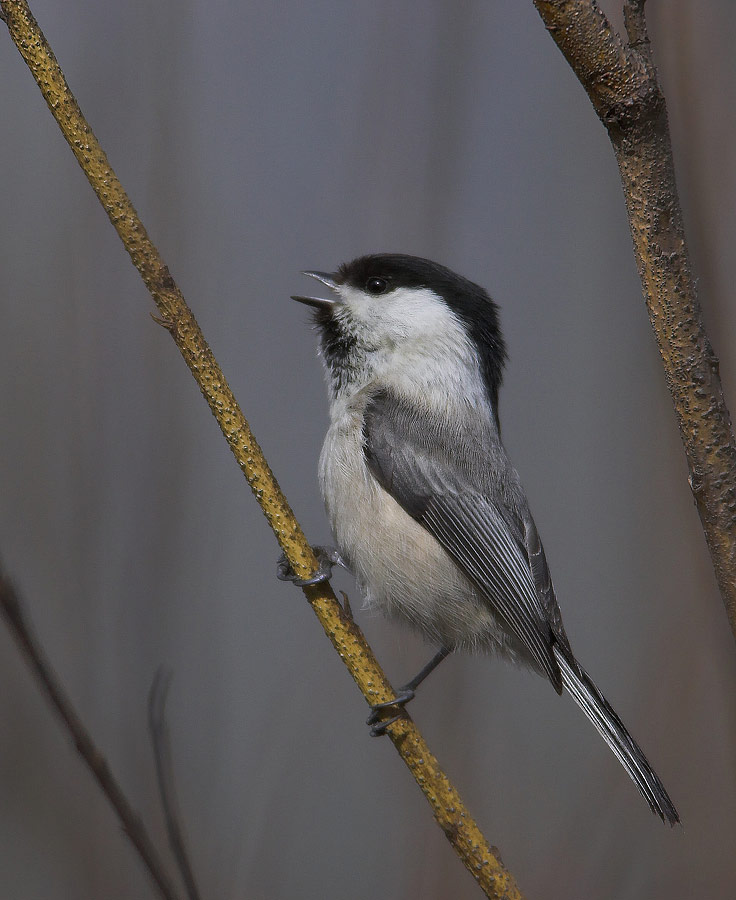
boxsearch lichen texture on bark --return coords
[0,1,523,897]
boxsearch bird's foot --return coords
[364,647,451,735]
[366,688,416,736]
[276,545,346,586]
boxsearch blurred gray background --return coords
[1,1,735,898]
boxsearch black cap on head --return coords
[338,254,507,414]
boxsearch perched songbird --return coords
[290,253,679,824]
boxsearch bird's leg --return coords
[276,545,347,586]
[367,646,451,736]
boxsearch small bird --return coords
[290,253,679,824]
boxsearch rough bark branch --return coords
[0,567,185,900]
[534,0,736,638]
[0,2,523,896]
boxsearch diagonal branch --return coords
[534,0,736,639]
[0,566,185,900]
[0,2,523,896]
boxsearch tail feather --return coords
[554,646,679,825]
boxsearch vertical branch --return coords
[148,671,202,900]
[534,0,736,639]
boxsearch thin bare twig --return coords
[0,2,523,896]
[534,0,736,639]
[0,566,184,900]
[148,670,203,900]
[623,0,653,67]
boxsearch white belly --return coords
[318,399,521,657]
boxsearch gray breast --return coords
[318,396,530,661]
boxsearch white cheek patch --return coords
[382,287,460,340]
[339,285,465,346]
[337,284,485,405]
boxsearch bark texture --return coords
[535,0,736,638]
[0,1,523,896]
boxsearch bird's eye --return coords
[365,277,389,295]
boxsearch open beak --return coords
[291,270,339,311]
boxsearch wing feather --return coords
[361,390,679,823]
[363,390,562,690]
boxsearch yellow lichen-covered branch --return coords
[533,0,736,640]
[0,1,523,896]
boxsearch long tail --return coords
[554,645,679,825]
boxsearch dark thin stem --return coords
[148,670,203,900]
[0,566,183,900]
